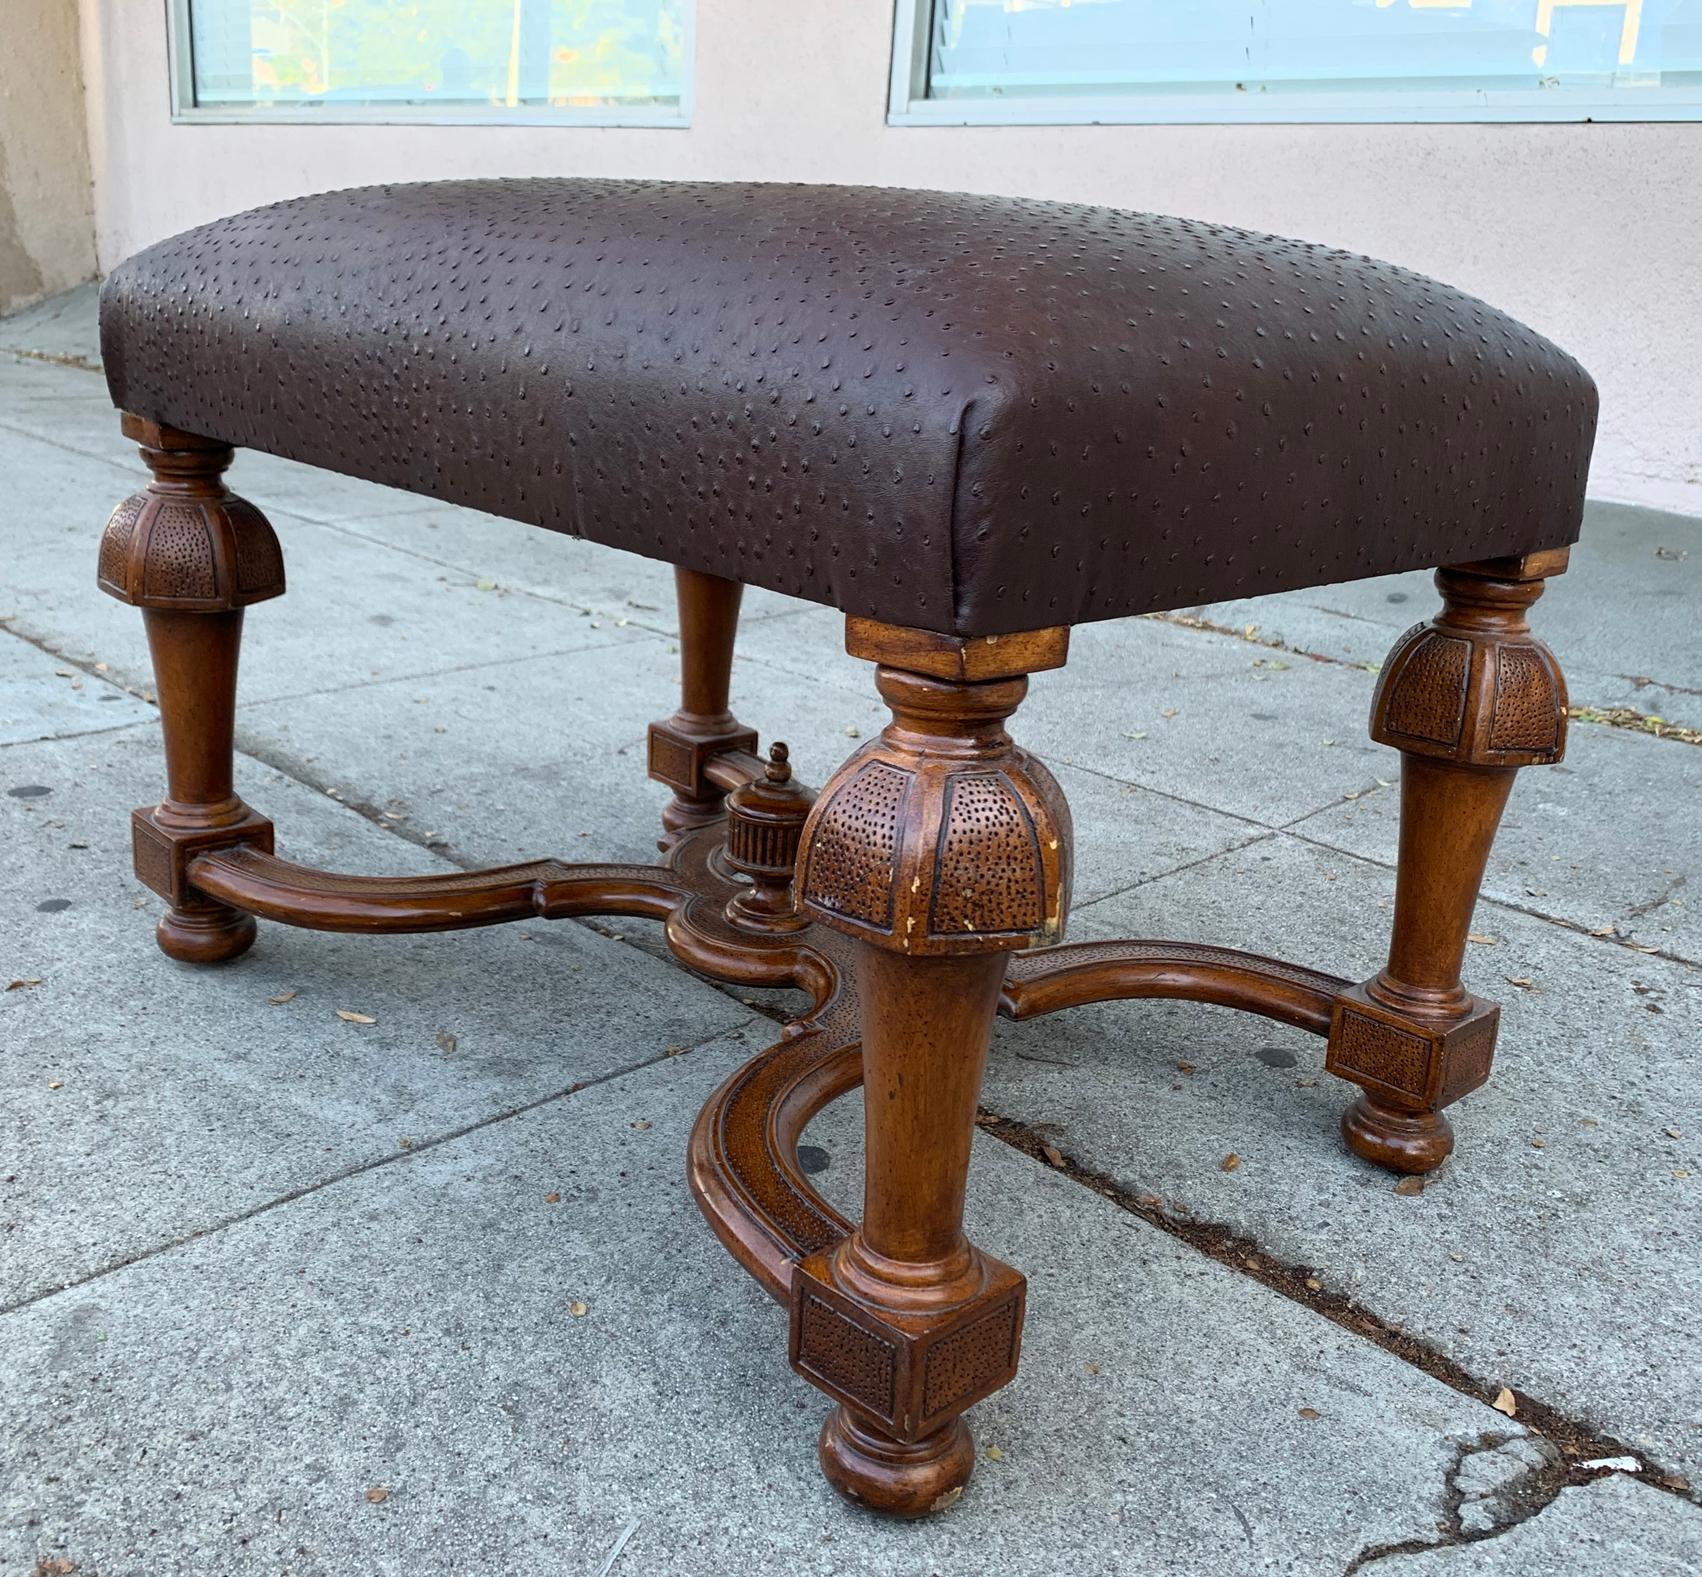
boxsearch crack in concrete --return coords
[971,1110,1700,1519]
[1342,1433,1669,1573]
[7,548,1696,1517]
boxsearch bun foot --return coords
[1342,1093,1454,1175]
[818,1407,975,1518]
[157,905,257,964]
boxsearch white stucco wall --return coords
[81,0,1702,517]
[1,0,96,315]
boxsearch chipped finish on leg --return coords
[785,619,1072,1516]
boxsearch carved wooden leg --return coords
[1328,551,1569,1173]
[647,567,756,849]
[97,415,284,963]
[788,621,1072,1515]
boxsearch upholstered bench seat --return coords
[93,178,1597,1521]
[99,180,1594,636]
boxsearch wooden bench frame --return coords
[98,414,1572,1517]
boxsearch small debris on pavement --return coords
[1042,1144,1065,1168]
[593,1520,639,1577]
[336,1009,376,1024]
[544,1193,561,1204]
[365,1487,390,1503]
[985,1445,1005,1461]
[436,1030,457,1053]
[1394,1176,1426,1197]
[1221,1153,1240,1173]
[1468,934,1499,946]
[7,978,44,991]
[1298,1407,1320,1421]
[268,990,298,1005]
[1492,1387,1518,1417]
[569,1300,589,1317]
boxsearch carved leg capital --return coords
[101,416,282,963]
[1331,559,1568,1172]
[784,621,1071,1515]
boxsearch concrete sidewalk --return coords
[2,289,1698,1576]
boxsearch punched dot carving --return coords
[98,495,145,590]
[1382,629,1471,747]
[141,503,218,602]
[923,1300,1019,1419]
[98,180,1599,637]
[228,498,286,598]
[1440,1014,1499,1103]
[1330,1010,1432,1100]
[803,761,910,929]
[797,1294,897,1419]
[1490,645,1561,754]
[929,773,1044,937]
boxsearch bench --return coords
[96,179,1594,1518]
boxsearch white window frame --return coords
[167,0,694,127]
[887,0,1702,125]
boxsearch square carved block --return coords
[645,718,757,798]
[1326,984,1500,1111]
[132,806,274,910]
[788,1249,1025,1443]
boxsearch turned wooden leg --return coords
[788,621,1072,1516]
[97,415,284,963]
[1328,550,1569,1173]
[647,567,757,849]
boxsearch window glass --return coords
[922,0,1702,112]
[184,0,688,115]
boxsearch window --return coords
[890,0,1702,123]
[170,0,691,124]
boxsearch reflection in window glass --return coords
[926,0,1702,103]
[186,0,688,113]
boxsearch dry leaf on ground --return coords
[436,1030,457,1053]
[1298,1407,1321,1421]
[1394,1176,1426,1197]
[268,990,297,1005]
[336,1009,376,1024]
[1492,1387,1518,1417]
[1221,1154,1241,1173]
[1041,1144,1065,1168]
[365,1487,390,1504]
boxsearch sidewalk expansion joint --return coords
[0,1019,750,1321]
[1279,818,1702,973]
[0,347,102,374]
[1153,609,1701,749]
[970,1109,1699,1520]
